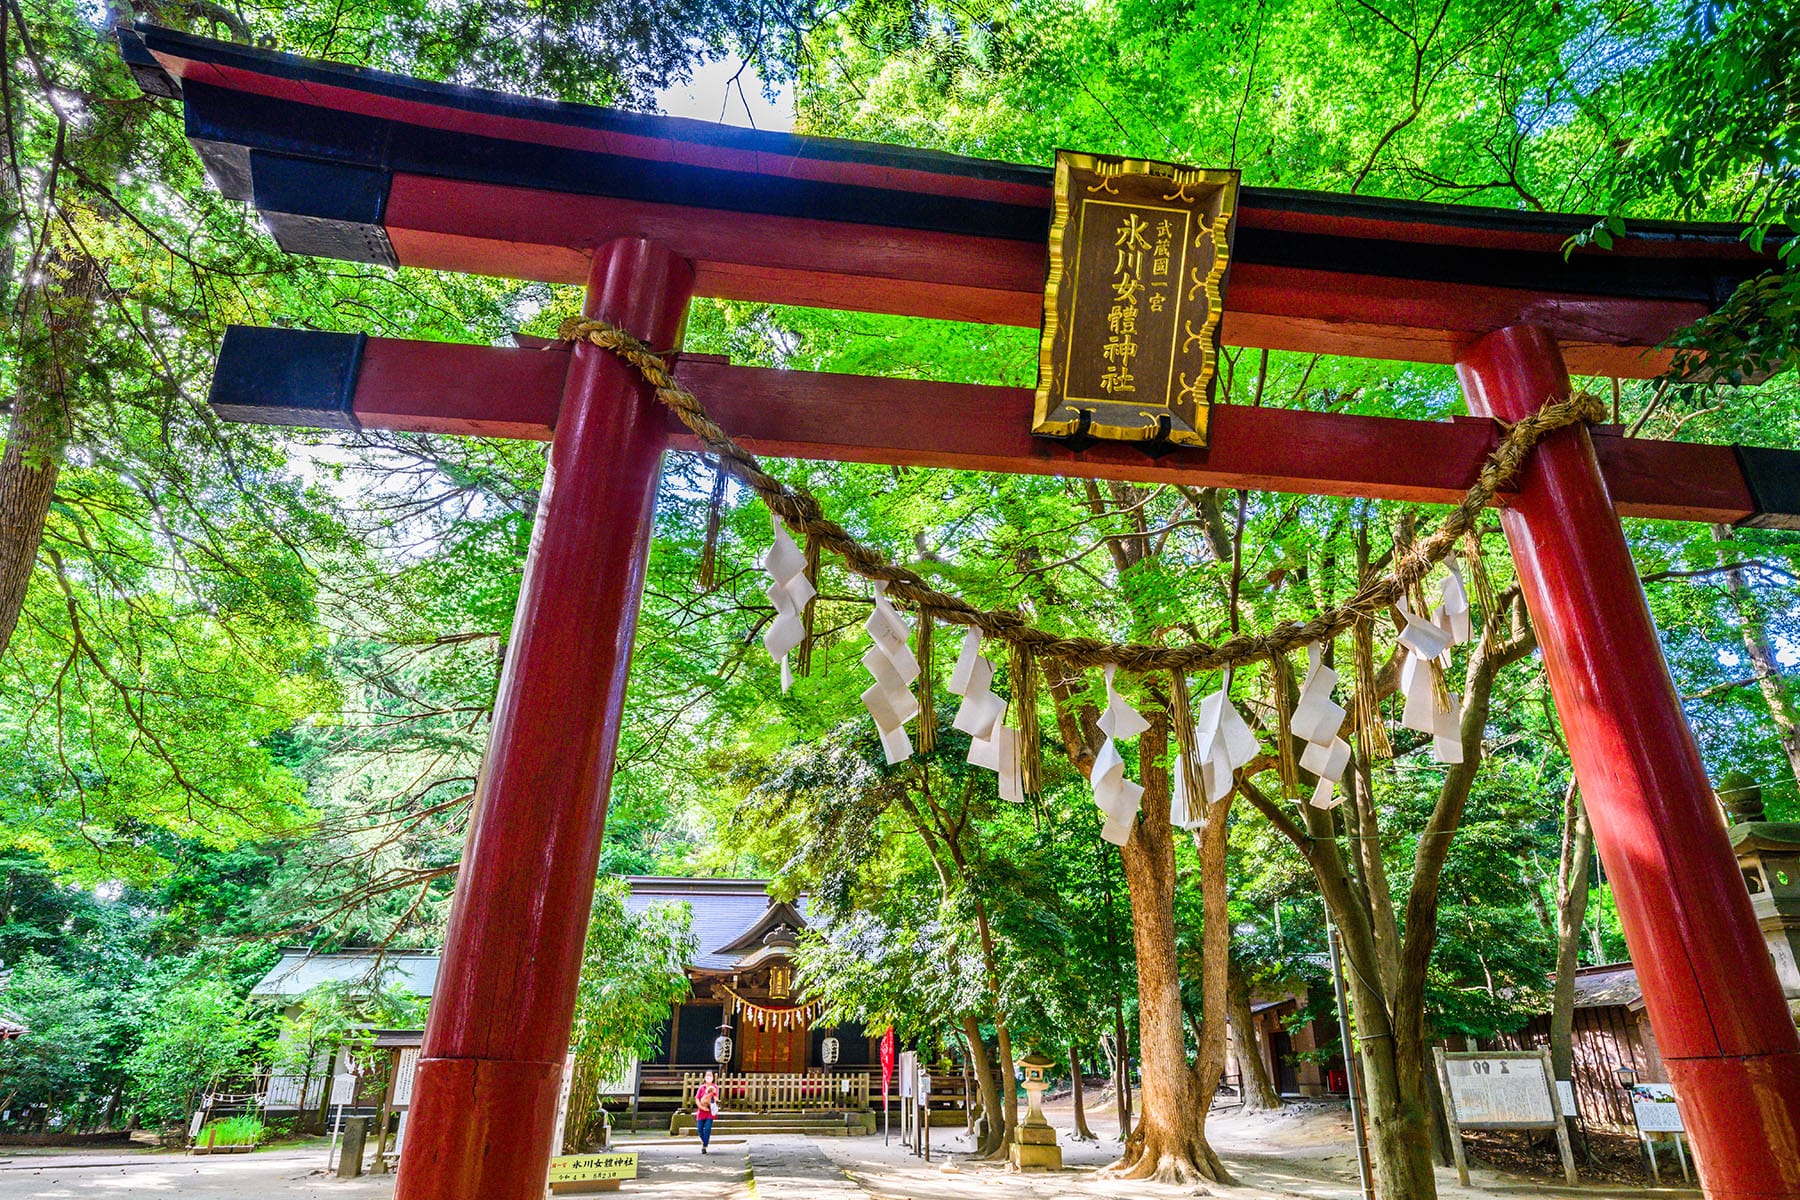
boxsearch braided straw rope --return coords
[560,318,1605,673]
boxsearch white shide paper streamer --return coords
[860,583,920,765]
[947,628,1024,802]
[759,516,816,693]
[1173,671,1263,830]
[1395,559,1475,766]
[1294,643,1351,810]
[1094,667,1149,845]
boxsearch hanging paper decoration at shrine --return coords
[949,628,1024,802]
[722,985,823,1031]
[1395,558,1477,766]
[861,583,921,764]
[1093,667,1149,844]
[1194,669,1262,804]
[1292,644,1351,810]
[760,516,815,693]
[1438,557,1472,643]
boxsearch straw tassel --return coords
[1272,653,1299,799]
[1009,641,1043,799]
[1353,617,1392,762]
[796,530,821,677]
[1169,670,1206,816]
[698,456,729,591]
[915,612,938,753]
[1462,528,1498,640]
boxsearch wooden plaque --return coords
[1034,151,1238,448]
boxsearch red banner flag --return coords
[880,1027,896,1096]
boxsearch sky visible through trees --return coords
[0,0,1796,1190]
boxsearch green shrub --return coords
[201,1116,267,1146]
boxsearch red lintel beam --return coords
[208,327,1795,528]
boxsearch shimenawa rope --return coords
[559,318,1604,674]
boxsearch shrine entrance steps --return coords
[668,1112,877,1138]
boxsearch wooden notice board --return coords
[1433,1047,1576,1186]
[1034,151,1238,449]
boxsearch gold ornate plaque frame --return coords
[1033,152,1239,448]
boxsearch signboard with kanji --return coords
[548,1152,638,1183]
[1441,1053,1557,1126]
[1433,1047,1576,1188]
[1034,151,1238,449]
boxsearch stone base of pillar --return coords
[1008,1123,1062,1171]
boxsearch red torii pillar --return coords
[1458,325,1800,1199]
[395,237,693,1200]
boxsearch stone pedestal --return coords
[1008,1122,1063,1171]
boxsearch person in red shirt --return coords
[695,1071,720,1153]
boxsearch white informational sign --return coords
[330,1072,358,1106]
[392,1049,420,1107]
[898,1051,915,1100]
[1556,1079,1577,1117]
[548,1052,577,1161]
[188,1107,207,1139]
[1630,1083,1685,1133]
[1441,1056,1557,1126]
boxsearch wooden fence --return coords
[680,1071,873,1112]
[1490,1008,1658,1133]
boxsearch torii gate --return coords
[122,24,1800,1199]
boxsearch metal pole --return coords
[1328,922,1374,1200]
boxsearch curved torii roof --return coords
[120,23,1785,378]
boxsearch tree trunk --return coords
[0,258,93,656]
[1070,1041,1096,1140]
[961,1016,1005,1157]
[1111,1005,1132,1138]
[994,1020,1018,1153]
[1355,999,1439,1199]
[1716,529,1800,788]
[1550,777,1593,1150]
[1186,770,1235,1183]
[1227,960,1281,1110]
[1107,712,1223,1183]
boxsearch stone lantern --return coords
[1008,1048,1062,1171]
[1722,773,1800,1017]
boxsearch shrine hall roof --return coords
[623,877,809,971]
[251,948,441,1000]
[1565,962,1647,1011]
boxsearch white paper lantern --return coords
[822,1036,841,1066]
[713,1035,734,1065]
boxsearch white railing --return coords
[682,1071,872,1112]
[262,1074,326,1111]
